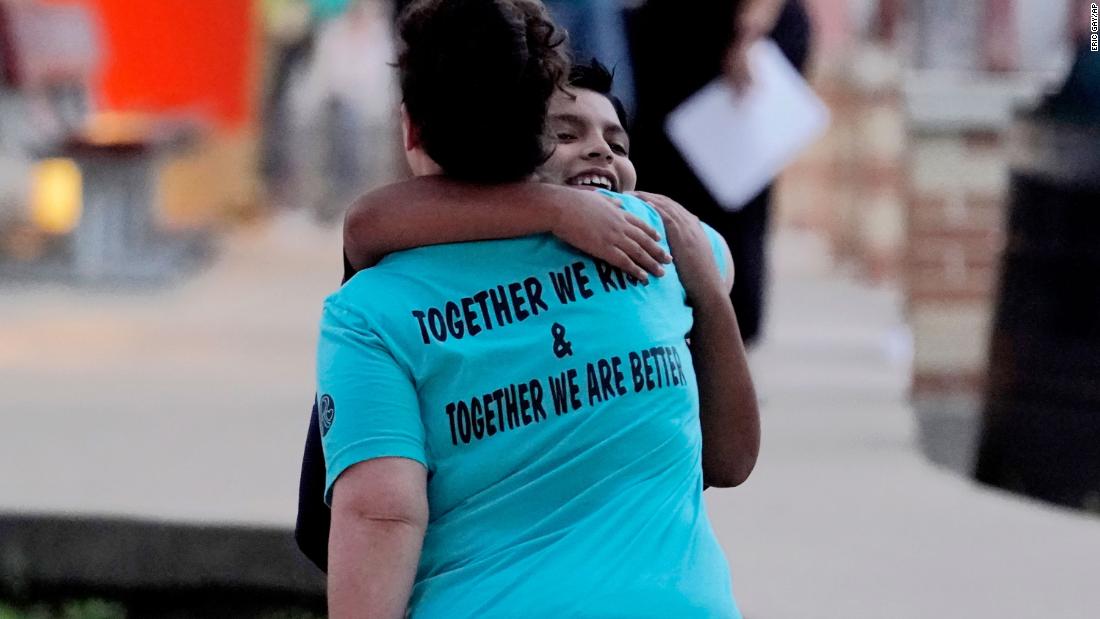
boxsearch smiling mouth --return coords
[567,173,616,192]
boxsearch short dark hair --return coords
[568,59,628,128]
[396,0,569,183]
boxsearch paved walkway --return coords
[2,216,1099,615]
[0,212,342,526]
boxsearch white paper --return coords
[665,39,830,211]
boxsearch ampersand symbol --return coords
[551,322,573,358]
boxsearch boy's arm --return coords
[688,287,760,488]
[343,176,670,281]
[634,191,760,488]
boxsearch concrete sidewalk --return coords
[0,212,340,598]
[1,212,342,527]
[714,231,1100,618]
[2,215,1099,614]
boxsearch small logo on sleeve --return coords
[319,394,336,437]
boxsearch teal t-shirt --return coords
[317,193,740,619]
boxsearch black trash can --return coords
[974,112,1100,510]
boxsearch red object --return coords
[42,0,257,131]
[982,0,1019,72]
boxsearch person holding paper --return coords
[629,0,812,345]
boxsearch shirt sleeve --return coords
[609,191,734,284]
[317,295,427,505]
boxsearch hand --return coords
[723,0,786,94]
[630,191,725,306]
[723,42,753,96]
[553,189,671,283]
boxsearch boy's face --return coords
[539,87,637,193]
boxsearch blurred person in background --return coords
[263,0,397,216]
[629,0,813,346]
[315,0,757,615]
[260,0,317,187]
[305,0,397,220]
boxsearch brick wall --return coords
[896,0,1083,472]
[904,124,1012,471]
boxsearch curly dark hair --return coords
[396,0,570,183]
[568,59,628,129]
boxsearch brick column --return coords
[779,2,906,282]
[849,63,905,282]
[902,1,1053,472]
[906,125,1009,471]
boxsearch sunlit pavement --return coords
[2,217,1099,616]
[0,211,343,526]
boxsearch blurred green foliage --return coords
[0,599,125,619]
